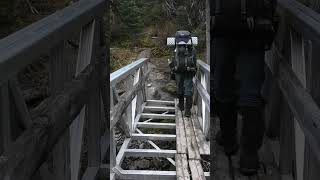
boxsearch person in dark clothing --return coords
[169,31,197,117]
[210,0,278,175]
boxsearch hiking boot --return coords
[239,106,264,175]
[239,151,259,175]
[177,95,184,111]
[185,96,192,117]
[214,100,238,156]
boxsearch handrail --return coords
[110,58,149,86]
[278,0,320,42]
[197,60,210,75]
[0,0,106,83]
[265,0,320,176]
[0,0,108,179]
[193,60,210,138]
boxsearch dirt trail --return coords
[146,57,176,101]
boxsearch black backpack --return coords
[211,0,278,41]
[169,31,197,73]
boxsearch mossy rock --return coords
[161,81,176,95]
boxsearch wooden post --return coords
[70,20,96,180]
[49,42,71,180]
[125,75,134,132]
[0,82,11,154]
[205,0,210,65]
[303,40,320,180]
[290,29,307,180]
[279,96,294,177]
[87,20,102,167]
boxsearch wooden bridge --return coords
[110,58,210,180]
[1,0,320,180]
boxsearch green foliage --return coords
[113,0,143,37]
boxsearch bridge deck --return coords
[113,99,210,180]
[212,117,281,180]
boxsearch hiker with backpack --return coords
[211,0,278,175]
[169,30,197,117]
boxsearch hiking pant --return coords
[175,73,194,97]
[211,37,265,153]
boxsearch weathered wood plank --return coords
[144,106,175,112]
[112,166,176,180]
[176,154,190,180]
[131,133,176,141]
[191,111,210,155]
[136,122,176,129]
[176,99,187,154]
[141,113,176,120]
[125,149,176,158]
[189,160,206,180]
[184,117,201,160]
[116,138,131,166]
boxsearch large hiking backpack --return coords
[211,0,278,44]
[170,31,197,73]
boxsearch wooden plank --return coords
[112,166,176,180]
[144,106,175,112]
[184,118,201,160]
[136,122,176,129]
[116,138,131,166]
[0,0,106,83]
[176,99,187,154]
[141,113,176,120]
[189,160,205,180]
[146,100,175,106]
[131,133,176,141]
[125,149,176,158]
[81,166,99,180]
[176,154,190,180]
[191,111,210,155]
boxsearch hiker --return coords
[211,0,278,175]
[169,30,197,117]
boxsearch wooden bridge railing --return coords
[194,60,210,139]
[264,0,320,179]
[110,58,149,179]
[0,0,109,180]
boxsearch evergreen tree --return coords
[117,0,143,36]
